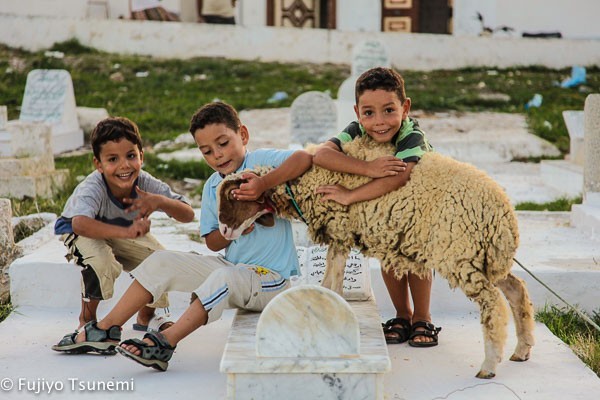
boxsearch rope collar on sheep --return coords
[285,183,307,224]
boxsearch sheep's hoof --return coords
[509,353,530,362]
[475,370,496,379]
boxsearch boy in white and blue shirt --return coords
[54,102,312,372]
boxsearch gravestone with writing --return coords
[335,40,392,132]
[295,245,372,301]
[290,91,338,146]
[351,39,391,77]
[19,69,84,154]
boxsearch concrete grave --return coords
[351,39,391,77]
[290,91,337,146]
[0,199,21,302]
[571,94,600,234]
[19,69,84,154]
[0,121,69,199]
[221,285,390,400]
[336,76,357,132]
[563,110,585,166]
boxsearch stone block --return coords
[0,121,52,158]
[0,169,69,199]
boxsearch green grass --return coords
[537,306,600,377]
[0,302,14,323]
[515,196,582,212]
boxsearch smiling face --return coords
[193,123,248,176]
[93,138,143,199]
[354,89,411,144]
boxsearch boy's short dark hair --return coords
[90,117,143,159]
[355,67,407,105]
[189,101,241,137]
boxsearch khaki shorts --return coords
[132,250,289,324]
[61,233,168,308]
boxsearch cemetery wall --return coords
[1,0,600,39]
[0,13,599,70]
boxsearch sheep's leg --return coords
[462,271,509,379]
[496,273,535,362]
[322,247,349,296]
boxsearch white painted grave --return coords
[0,120,69,199]
[220,285,390,400]
[351,39,391,77]
[336,39,391,132]
[290,91,337,146]
[571,94,600,234]
[19,69,84,154]
[336,75,357,132]
[563,110,585,166]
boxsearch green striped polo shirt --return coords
[330,117,433,162]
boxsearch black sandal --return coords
[408,321,441,348]
[116,331,176,371]
[52,321,121,355]
[382,317,411,344]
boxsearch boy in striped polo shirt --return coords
[314,67,441,347]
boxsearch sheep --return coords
[216,136,535,379]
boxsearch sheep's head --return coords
[217,174,276,240]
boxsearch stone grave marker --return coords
[584,94,600,202]
[336,76,357,131]
[563,110,585,166]
[19,69,84,154]
[290,91,337,146]
[351,39,391,77]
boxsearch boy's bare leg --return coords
[72,280,153,343]
[408,271,434,344]
[381,268,412,320]
[120,298,208,354]
[135,305,173,330]
[78,299,100,328]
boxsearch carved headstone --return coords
[19,69,84,154]
[351,39,391,77]
[256,285,359,357]
[290,91,337,146]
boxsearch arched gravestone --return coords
[351,39,391,77]
[256,285,359,357]
[336,76,357,132]
[290,91,338,146]
[19,69,84,154]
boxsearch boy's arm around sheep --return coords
[313,142,410,205]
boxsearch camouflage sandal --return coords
[116,331,176,371]
[52,320,121,355]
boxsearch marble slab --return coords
[220,290,390,374]
[256,285,359,357]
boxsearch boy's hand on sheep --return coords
[232,173,266,201]
[366,156,407,178]
[316,184,353,206]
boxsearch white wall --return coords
[0,13,598,71]
[336,0,380,32]
[1,0,599,39]
[454,0,600,39]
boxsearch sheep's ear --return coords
[255,213,275,227]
